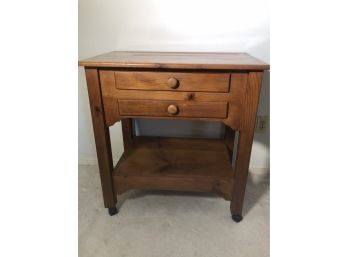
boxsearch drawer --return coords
[114,71,230,92]
[118,100,228,118]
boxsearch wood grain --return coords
[121,119,133,151]
[118,100,228,118]
[99,69,247,129]
[79,51,270,70]
[80,51,268,219]
[84,67,116,208]
[224,125,236,163]
[230,72,263,217]
[114,71,230,92]
[113,137,234,199]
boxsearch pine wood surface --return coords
[114,71,230,92]
[79,51,270,70]
[118,100,228,118]
[113,137,234,199]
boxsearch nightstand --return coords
[79,51,269,222]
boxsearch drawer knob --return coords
[167,104,179,115]
[167,77,179,89]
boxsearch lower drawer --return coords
[118,100,228,119]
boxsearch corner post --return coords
[230,71,263,222]
[85,67,117,209]
[121,119,134,151]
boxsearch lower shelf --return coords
[113,137,234,200]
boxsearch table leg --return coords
[121,118,134,151]
[85,68,117,214]
[224,125,235,163]
[230,72,263,222]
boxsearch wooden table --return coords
[79,52,269,222]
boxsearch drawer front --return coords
[118,100,228,118]
[115,71,230,92]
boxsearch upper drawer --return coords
[114,71,230,92]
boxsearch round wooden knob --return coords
[167,77,179,89]
[167,104,179,115]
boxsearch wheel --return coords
[108,207,118,216]
[232,214,243,223]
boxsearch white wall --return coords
[78,0,270,171]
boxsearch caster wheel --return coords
[232,214,243,223]
[108,207,118,216]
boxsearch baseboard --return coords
[249,167,270,183]
[78,158,98,165]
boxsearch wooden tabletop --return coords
[78,51,269,70]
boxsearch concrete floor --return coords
[79,164,269,257]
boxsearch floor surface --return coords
[79,164,269,257]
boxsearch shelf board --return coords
[113,137,234,199]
